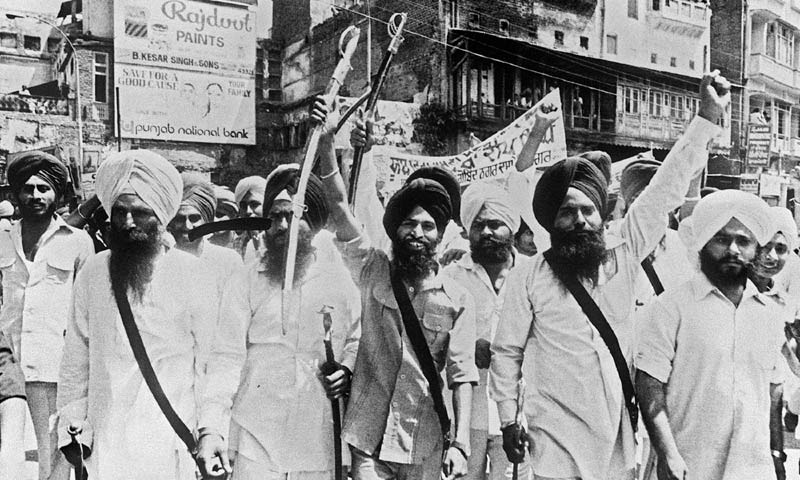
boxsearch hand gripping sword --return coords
[347,13,408,206]
[319,305,344,480]
[282,27,360,321]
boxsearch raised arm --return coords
[622,71,729,261]
[515,103,560,173]
[313,96,362,243]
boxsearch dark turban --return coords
[384,178,451,241]
[263,164,328,232]
[180,172,216,223]
[407,166,462,225]
[7,151,69,197]
[620,153,661,205]
[533,156,608,233]
[578,151,612,184]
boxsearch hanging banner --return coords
[370,89,567,198]
[114,0,256,144]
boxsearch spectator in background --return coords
[0,201,14,231]
[234,176,267,263]
[210,185,239,249]
[0,331,26,480]
[0,152,94,480]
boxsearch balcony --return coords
[0,94,68,116]
[749,0,786,21]
[616,112,690,143]
[748,53,796,89]
[646,0,709,37]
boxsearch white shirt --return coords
[635,274,786,480]
[0,216,94,382]
[198,239,243,294]
[200,253,361,472]
[57,247,218,480]
[489,116,721,480]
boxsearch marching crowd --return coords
[0,71,796,480]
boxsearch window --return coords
[580,36,589,49]
[468,12,480,28]
[46,38,60,53]
[93,52,109,103]
[624,87,641,114]
[530,24,538,39]
[555,31,564,46]
[766,23,796,67]
[499,19,509,35]
[670,57,677,67]
[689,60,695,70]
[0,32,15,49]
[649,91,663,117]
[652,0,660,10]
[651,53,658,64]
[23,35,40,51]
[607,34,617,54]
[628,0,638,18]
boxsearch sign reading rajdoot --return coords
[114,0,256,144]
[370,89,567,198]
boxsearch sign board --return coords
[759,173,783,197]
[114,0,256,144]
[739,173,759,195]
[746,124,771,167]
[370,89,567,199]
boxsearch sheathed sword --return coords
[347,12,407,206]
[282,27,361,321]
[512,379,526,480]
[319,306,343,480]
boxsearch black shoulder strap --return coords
[640,257,664,296]
[542,250,639,430]
[113,285,198,455]
[389,265,452,445]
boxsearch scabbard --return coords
[187,217,272,241]
[332,398,343,480]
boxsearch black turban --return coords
[384,178,451,241]
[578,151,612,184]
[406,166,462,225]
[263,164,328,232]
[180,172,216,223]
[620,154,661,205]
[533,156,608,233]
[7,151,69,197]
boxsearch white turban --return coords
[679,189,774,255]
[770,206,798,252]
[234,175,267,205]
[0,201,13,217]
[95,150,183,227]
[460,180,521,233]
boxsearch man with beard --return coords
[441,179,531,480]
[316,97,478,479]
[197,163,360,480]
[167,173,242,294]
[0,151,94,480]
[635,190,785,480]
[209,185,238,248]
[489,71,729,480]
[234,175,267,262]
[56,150,218,480]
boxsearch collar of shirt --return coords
[690,272,767,306]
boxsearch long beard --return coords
[261,229,316,285]
[700,247,748,289]
[548,228,608,286]
[471,236,514,265]
[107,223,162,302]
[391,236,439,282]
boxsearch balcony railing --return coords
[0,94,68,116]
[647,0,708,36]
[748,53,796,88]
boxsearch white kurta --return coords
[635,274,787,480]
[200,254,361,473]
[57,248,218,480]
[489,116,721,480]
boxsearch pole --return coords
[11,15,83,191]
[115,86,122,152]
[320,306,343,480]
